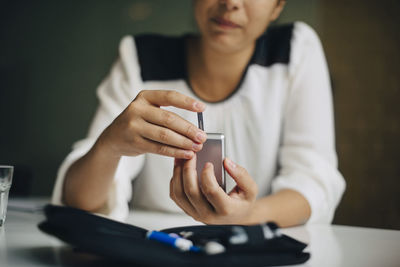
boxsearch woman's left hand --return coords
[170,155,258,225]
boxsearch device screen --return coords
[196,137,225,191]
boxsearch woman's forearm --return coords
[246,189,311,227]
[63,137,121,212]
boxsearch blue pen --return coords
[146,230,201,252]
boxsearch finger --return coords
[174,158,183,168]
[139,121,203,152]
[200,163,231,214]
[182,154,214,216]
[170,158,183,200]
[170,161,194,216]
[140,90,206,112]
[224,158,258,199]
[142,105,207,144]
[141,137,195,159]
[170,158,198,217]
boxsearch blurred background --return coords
[1,0,399,229]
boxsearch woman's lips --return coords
[212,17,241,29]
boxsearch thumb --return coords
[223,158,258,198]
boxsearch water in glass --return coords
[0,166,13,227]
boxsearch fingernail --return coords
[192,143,202,151]
[194,101,205,110]
[226,158,236,169]
[196,131,207,142]
[184,151,193,159]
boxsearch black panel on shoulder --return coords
[134,23,294,82]
[135,35,186,82]
[251,23,294,67]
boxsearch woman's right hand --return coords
[98,90,207,159]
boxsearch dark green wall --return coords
[0,0,195,196]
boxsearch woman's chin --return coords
[206,33,248,54]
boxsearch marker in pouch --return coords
[197,112,204,131]
[146,230,201,252]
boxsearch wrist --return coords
[244,200,268,225]
[94,131,122,160]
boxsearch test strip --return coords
[197,112,204,131]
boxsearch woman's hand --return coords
[98,90,207,159]
[170,155,258,225]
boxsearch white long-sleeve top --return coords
[52,22,345,224]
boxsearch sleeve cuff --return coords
[51,139,96,206]
[271,171,332,224]
[51,138,145,222]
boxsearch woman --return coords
[52,0,345,227]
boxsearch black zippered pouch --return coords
[38,205,310,267]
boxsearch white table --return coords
[1,198,400,267]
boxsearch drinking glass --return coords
[0,166,13,227]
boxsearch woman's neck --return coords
[186,36,255,102]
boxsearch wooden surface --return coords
[319,0,400,229]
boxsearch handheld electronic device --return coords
[196,133,226,192]
[196,112,226,191]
